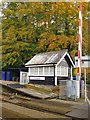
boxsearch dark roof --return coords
[25,49,72,66]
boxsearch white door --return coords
[20,71,28,85]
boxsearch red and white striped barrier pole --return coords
[78,4,82,79]
[77,4,82,97]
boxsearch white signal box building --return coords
[25,49,75,86]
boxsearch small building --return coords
[25,49,75,85]
[75,56,90,68]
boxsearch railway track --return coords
[1,94,84,120]
[0,84,86,120]
[1,92,72,116]
[1,94,72,119]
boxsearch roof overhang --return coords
[57,52,75,68]
[25,63,56,68]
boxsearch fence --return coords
[59,80,81,100]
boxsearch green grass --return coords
[24,84,52,94]
[23,100,72,115]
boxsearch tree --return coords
[2,2,88,69]
[37,2,88,57]
[2,2,39,69]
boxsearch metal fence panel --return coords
[59,80,80,100]
[59,80,67,99]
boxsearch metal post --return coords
[84,68,87,102]
[77,4,82,98]
[55,65,57,86]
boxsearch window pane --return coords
[30,67,38,76]
[50,67,54,75]
[39,67,43,76]
[34,67,38,75]
[57,66,60,76]
[30,68,34,75]
[44,67,49,75]
[60,66,68,76]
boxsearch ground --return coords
[0,80,89,119]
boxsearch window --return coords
[39,67,43,76]
[34,67,38,75]
[30,66,54,76]
[44,67,49,76]
[60,66,68,76]
[50,67,54,76]
[57,65,60,76]
[30,68,34,75]
[30,67,38,76]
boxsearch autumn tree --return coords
[2,2,88,69]
[38,2,88,57]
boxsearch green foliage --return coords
[87,69,90,84]
[2,2,88,69]
[86,77,90,84]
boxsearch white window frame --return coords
[44,66,50,76]
[60,66,68,77]
[56,65,68,77]
[38,67,43,76]
[29,66,54,76]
